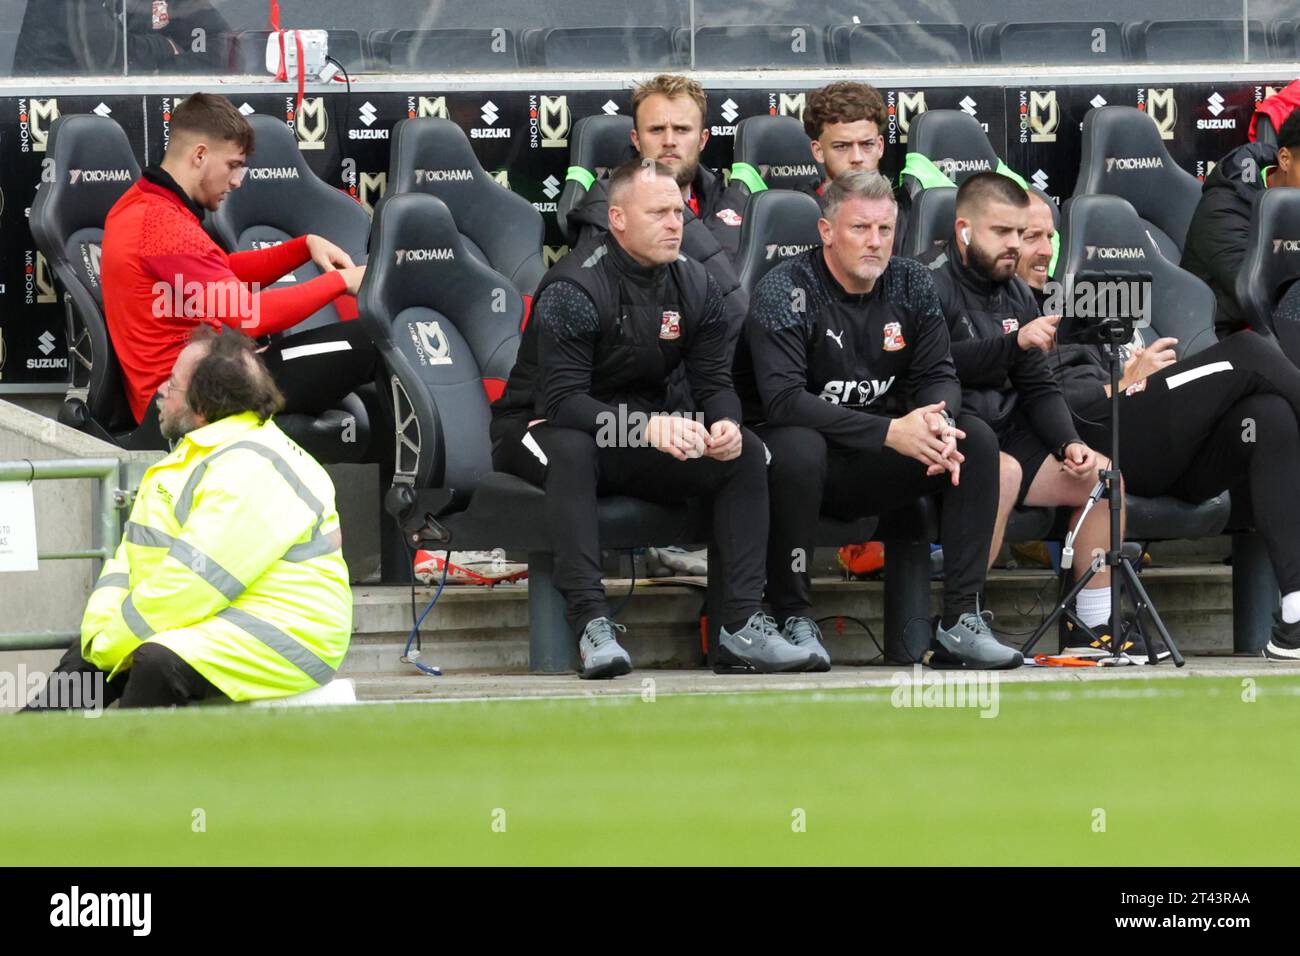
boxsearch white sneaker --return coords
[254,679,357,708]
[414,549,528,586]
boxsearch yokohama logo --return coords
[1105,156,1163,172]
[1085,245,1146,260]
[1273,239,1300,253]
[69,169,132,184]
[395,248,455,264]
[247,167,300,180]
[414,168,473,183]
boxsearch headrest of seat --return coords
[733,116,822,191]
[901,187,956,258]
[32,115,140,244]
[1059,194,1216,355]
[210,113,370,267]
[1074,106,1199,248]
[1235,188,1300,332]
[906,110,1000,186]
[568,114,636,173]
[361,192,523,347]
[735,189,822,296]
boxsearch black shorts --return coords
[996,412,1052,505]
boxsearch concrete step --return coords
[341,564,1239,676]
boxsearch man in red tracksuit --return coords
[102,91,375,448]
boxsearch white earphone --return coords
[961,227,971,244]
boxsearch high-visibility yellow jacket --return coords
[81,411,352,701]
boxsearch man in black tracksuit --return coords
[566,75,749,344]
[1020,190,1300,662]
[491,160,812,679]
[1181,110,1300,344]
[920,172,1118,637]
[744,169,1021,670]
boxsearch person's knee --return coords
[763,426,827,490]
[129,641,169,682]
[997,453,1022,509]
[1239,394,1298,448]
[535,426,599,483]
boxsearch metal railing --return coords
[0,458,126,651]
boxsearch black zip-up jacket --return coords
[741,247,961,451]
[568,164,749,342]
[490,236,737,446]
[1180,140,1278,337]
[920,239,1079,451]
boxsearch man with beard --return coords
[1020,190,1300,661]
[920,173,1118,639]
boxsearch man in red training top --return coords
[102,91,375,448]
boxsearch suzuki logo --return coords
[1089,94,1108,109]
[1207,92,1225,117]
[542,175,561,199]
[959,95,977,116]
[601,100,619,115]
[238,102,255,115]
[37,330,56,355]
[721,99,740,123]
[1146,88,1177,140]
[1031,169,1049,191]
[295,96,328,151]
[481,100,499,125]
[92,103,112,117]
[1029,90,1059,143]
[358,101,377,127]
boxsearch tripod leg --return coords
[1022,565,1099,655]
[1121,560,1185,667]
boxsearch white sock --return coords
[1283,591,1300,625]
[1076,587,1112,629]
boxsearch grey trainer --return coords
[934,612,1023,669]
[783,616,831,672]
[578,617,633,679]
[714,612,815,673]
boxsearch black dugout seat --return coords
[902,110,1003,199]
[1235,188,1300,335]
[555,114,636,244]
[521,26,678,68]
[679,25,827,66]
[210,114,371,333]
[899,187,957,259]
[386,118,546,298]
[372,28,520,70]
[984,21,1127,64]
[1072,106,1200,259]
[833,22,972,65]
[730,115,823,195]
[1124,19,1267,63]
[734,189,822,295]
[29,115,139,442]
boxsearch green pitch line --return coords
[4,676,1299,866]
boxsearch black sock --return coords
[940,593,979,629]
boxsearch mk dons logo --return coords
[488,170,510,189]
[888,91,927,144]
[531,95,570,149]
[543,245,569,267]
[358,172,387,214]
[19,98,60,153]
[407,96,448,119]
[411,320,453,366]
[24,250,56,305]
[1029,91,1059,143]
[769,92,806,121]
[80,242,102,286]
[1272,239,1300,253]
[1144,88,1177,141]
[292,96,328,151]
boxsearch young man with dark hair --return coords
[24,326,352,710]
[920,172,1117,636]
[493,160,810,678]
[1182,109,1300,342]
[1021,191,1300,661]
[102,91,377,449]
[797,81,889,198]
[743,169,1019,670]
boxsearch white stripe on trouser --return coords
[521,430,548,466]
[277,341,354,362]
[1164,361,1234,390]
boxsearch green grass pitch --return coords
[5,675,1299,866]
